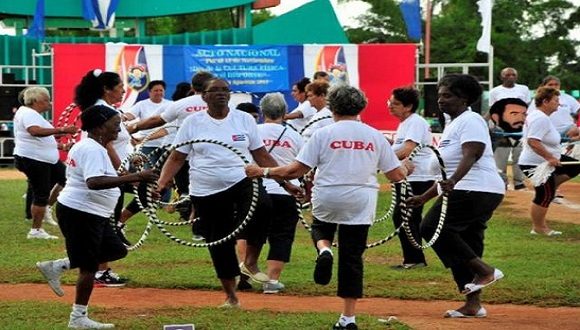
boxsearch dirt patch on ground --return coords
[1,284,578,330]
[0,168,24,180]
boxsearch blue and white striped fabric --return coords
[82,0,120,30]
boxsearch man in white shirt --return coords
[489,67,530,190]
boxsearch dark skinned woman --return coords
[407,74,505,318]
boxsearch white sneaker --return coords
[27,228,58,240]
[43,206,58,226]
[36,260,64,296]
[68,315,114,329]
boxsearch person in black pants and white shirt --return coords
[13,87,77,239]
[35,105,157,329]
[407,74,505,319]
[156,78,298,308]
[246,85,410,330]
[256,92,305,294]
[388,86,438,269]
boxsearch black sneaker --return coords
[237,274,253,291]
[333,322,358,329]
[116,223,132,246]
[314,250,333,285]
[94,268,127,287]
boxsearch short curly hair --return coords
[392,87,420,112]
[327,85,368,116]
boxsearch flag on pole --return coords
[26,0,45,39]
[82,0,120,30]
[476,0,493,53]
[399,0,422,41]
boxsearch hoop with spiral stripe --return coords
[400,144,448,250]
[141,139,259,248]
[299,115,333,135]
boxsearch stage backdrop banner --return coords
[183,45,289,93]
[303,44,359,88]
[53,43,416,132]
[358,44,416,131]
[106,43,164,111]
[52,43,106,126]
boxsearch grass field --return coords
[0,177,578,329]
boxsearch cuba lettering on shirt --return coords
[329,140,375,151]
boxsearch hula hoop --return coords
[141,139,260,248]
[400,144,448,250]
[54,102,82,147]
[299,115,333,135]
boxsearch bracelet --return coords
[262,167,270,178]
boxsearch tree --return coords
[341,0,580,89]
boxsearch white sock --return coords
[95,270,105,277]
[319,247,333,256]
[339,314,355,326]
[269,279,279,284]
[71,304,88,318]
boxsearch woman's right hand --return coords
[137,169,159,182]
[547,157,561,167]
[405,195,426,208]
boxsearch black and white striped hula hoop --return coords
[298,115,333,135]
[400,144,448,250]
[141,139,259,248]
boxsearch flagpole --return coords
[424,0,432,79]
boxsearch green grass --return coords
[1,177,579,329]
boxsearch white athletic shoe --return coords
[43,206,59,226]
[68,315,114,329]
[36,260,65,297]
[27,228,58,240]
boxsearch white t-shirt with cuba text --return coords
[297,120,401,225]
[438,111,505,194]
[258,123,304,195]
[392,113,440,182]
[161,94,208,128]
[58,138,121,218]
[13,106,59,164]
[174,109,263,196]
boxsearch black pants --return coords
[56,203,127,272]
[191,178,271,279]
[420,190,503,291]
[266,194,299,262]
[14,155,65,206]
[311,218,369,298]
[393,181,434,264]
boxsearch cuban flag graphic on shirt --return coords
[232,134,246,142]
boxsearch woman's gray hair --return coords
[22,87,50,106]
[259,92,287,120]
[327,85,368,116]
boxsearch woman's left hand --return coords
[438,178,456,194]
[245,164,264,178]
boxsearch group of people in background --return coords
[11,65,579,329]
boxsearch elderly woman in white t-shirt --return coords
[14,87,78,239]
[388,86,438,270]
[255,92,305,294]
[246,85,410,330]
[518,87,580,236]
[407,74,505,319]
[35,105,157,329]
